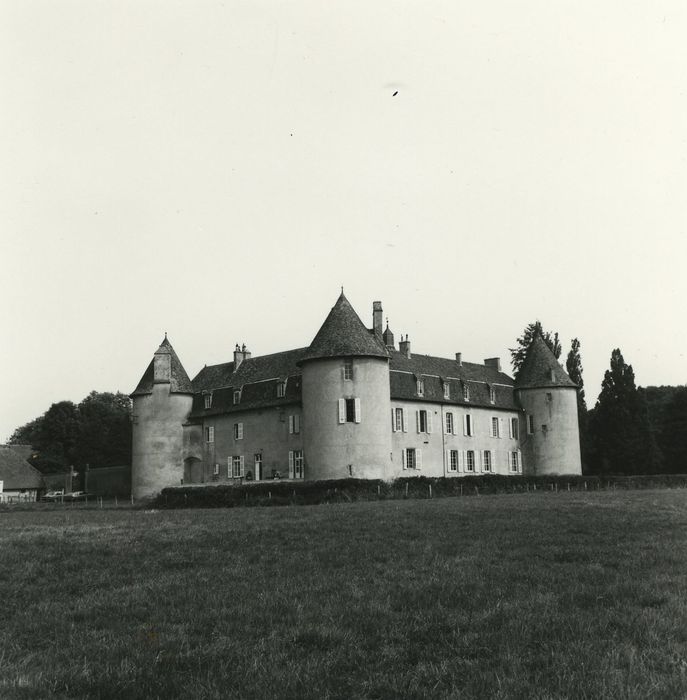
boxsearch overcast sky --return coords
[2,1,686,441]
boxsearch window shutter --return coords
[508,418,513,439]
[482,450,487,471]
[295,414,300,434]
[238,423,244,440]
[416,411,420,433]
[338,398,346,424]
[289,416,294,434]
[517,449,522,472]
[427,412,433,434]
[445,449,450,472]
[499,418,504,439]
[391,409,396,432]
[478,451,483,472]
[402,408,408,432]
[463,415,468,436]
[459,450,465,472]
[416,449,423,470]
[354,397,361,423]
[288,451,294,479]
[444,414,449,435]
[401,449,406,469]
[506,451,511,469]
[227,457,231,478]
[240,456,245,477]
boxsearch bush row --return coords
[153,473,687,509]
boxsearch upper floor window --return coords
[510,417,519,439]
[527,414,535,435]
[463,414,473,437]
[234,422,244,440]
[288,414,300,435]
[343,360,353,381]
[204,393,212,409]
[462,383,470,401]
[392,407,406,432]
[338,397,361,424]
[233,390,241,405]
[205,426,214,443]
[417,409,432,434]
[546,392,553,402]
[491,417,500,438]
[277,380,286,398]
[445,412,454,435]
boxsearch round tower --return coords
[515,336,581,475]
[130,336,194,499]
[300,294,393,481]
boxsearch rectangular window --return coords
[463,383,470,401]
[343,360,353,380]
[230,455,245,478]
[234,422,244,440]
[546,392,553,402]
[289,414,300,434]
[443,382,450,400]
[489,387,496,404]
[213,463,220,476]
[445,412,454,435]
[416,378,424,396]
[404,448,417,470]
[527,414,534,435]
[340,398,361,423]
[417,409,432,433]
[510,451,520,472]
[466,450,475,473]
[491,417,500,438]
[277,381,286,398]
[233,390,241,405]
[205,426,214,443]
[254,453,262,481]
[483,450,492,472]
[393,407,404,432]
[289,450,304,479]
[449,449,459,472]
[510,417,519,439]
[463,414,473,437]
[204,393,212,409]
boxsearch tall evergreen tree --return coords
[510,320,561,378]
[658,386,687,473]
[588,349,659,475]
[566,338,590,469]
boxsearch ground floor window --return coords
[510,451,520,473]
[229,455,245,478]
[483,450,492,472]
[254,453,262,481]
[289,450,304,479]
[466,450,475,472]
[449,450,459,472]
[402,447,422,470]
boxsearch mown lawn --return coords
[1,490,687,699]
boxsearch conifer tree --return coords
[510,321,561,378]
[566,338,589,469]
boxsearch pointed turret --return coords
[382,321,395,349]
[515,335,576,389]
[131,336,193,397]
[299,292,388,364]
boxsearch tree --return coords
[588,349,659,475]
[74,391,132,468]
[566,338,590,470]
[657,387,687,473]
[510,321,562,378]
[34,401,80,472]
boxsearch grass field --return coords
[1,490,687,699]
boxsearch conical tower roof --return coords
[299,292,389,364]
[515,335,576,389]
[131,336,193,396]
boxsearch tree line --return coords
[8,391,132,474]
[511,323,687,475]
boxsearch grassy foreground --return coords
[1,491,687,699]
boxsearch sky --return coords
[2,1,687,441]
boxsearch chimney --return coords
[484,357,501,372]
[234,343,252,369]
[153,342,171,383]
[399,334,411,359]
[373,301,383,337]
[455,353,462,367]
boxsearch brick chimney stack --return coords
[372,301,383,337]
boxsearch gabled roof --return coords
[299,292,388,364]
[0,446,44,490]
[388,350,517,409]
[515,335,576,389]
[131,336,193,396]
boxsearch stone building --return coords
[131,292,581,498]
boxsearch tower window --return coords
[343,360,353,380]
[339,398,361,423]
[527,414,535,434]
[546,392,553,402]
[205,426,214,443]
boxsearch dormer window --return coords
[416,377,424,397]
[463,383,470,401]
[204,393,212,409]
[489,386,496,404]
[343,360,353,380]
[443,381,450,400]
[277,380,287,398]
[233,389,241,405]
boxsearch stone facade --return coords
[130,293,582,498]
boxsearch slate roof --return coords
[389,350,517,410]
[515,335,576,389]
[131,337,193,396]
[0,446,44,490]
[299,293,389,364]
[189,348,308,418]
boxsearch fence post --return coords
[429,484,432,499]
[405,483,409,498]
[377,484,380,496]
